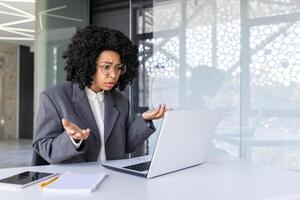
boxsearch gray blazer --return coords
[32,82,155,164]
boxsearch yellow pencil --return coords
[39,176,59,189]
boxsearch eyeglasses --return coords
[97,63,127,76]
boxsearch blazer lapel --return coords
[104,92,119,143]
[72,83,100,140]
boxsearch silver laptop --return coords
[102,110,218,179]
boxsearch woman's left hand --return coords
[142,104,167,121]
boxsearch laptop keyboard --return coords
[124,161,151,172]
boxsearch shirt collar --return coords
[85,87,104,102]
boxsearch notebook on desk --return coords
[41,171,106,193]
[102,110,219,179]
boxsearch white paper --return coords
[42,171,107,193]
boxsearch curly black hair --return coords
[63,25,139,91]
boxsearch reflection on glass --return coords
[182,66,224,110]
[35,0,89,114]
[248,0,300,169]
[134,0,240,155]
[134,0,300,170]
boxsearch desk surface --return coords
[1,153,300,200]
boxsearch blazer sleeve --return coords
[32,92,87,164]
[125,99,156,153]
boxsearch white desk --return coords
[1,153,300,200]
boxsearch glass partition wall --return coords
[35,0,300,170]
[131,0,300,170]
[35,0,89,116]
[246,0,300,169]
[132,0,240,156]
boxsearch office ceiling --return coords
[0,0,35,47]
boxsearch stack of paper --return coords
[42,171,106,193]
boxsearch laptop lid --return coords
[102,110,218,178]
[146,110,218,178]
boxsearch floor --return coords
[0,139,33,169]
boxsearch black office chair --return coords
[31,151,49,166]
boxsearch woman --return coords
[32,25,166,165]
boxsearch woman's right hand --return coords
[62,118,90,140]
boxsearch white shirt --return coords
[69,87,106,161]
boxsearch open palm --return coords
[142,104,167,121]
[62,119,90,140]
